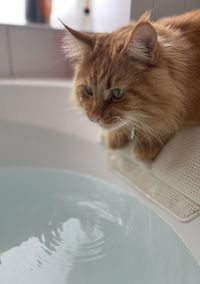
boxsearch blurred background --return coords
[0,0,131,31]
[0,0,199,79]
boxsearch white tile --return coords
[9,26,71,78]
[92,0,131,32]
[154,0,185,20]
[0,26,11,77]
[185,0,200,11]
[131,0,154,21]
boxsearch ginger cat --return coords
[62,10,200,161]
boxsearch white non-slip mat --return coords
[108,127,200,222]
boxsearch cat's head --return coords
[62,17,185,136]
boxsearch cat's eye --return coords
[85,86,93,96]
[111,88,125,100]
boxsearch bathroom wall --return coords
[0,24,72,79]
[131,0,200,20]
[53,0,131,32]
[0,26,11,77]
[92,0,131,32]
[0,0,132,79]
[1,1,200,79]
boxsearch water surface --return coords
[0,169,199,284]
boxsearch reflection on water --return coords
[0,218,108,283]
[0,169,200,284]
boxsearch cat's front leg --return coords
[134,138,163,161]
[104,129,130,149]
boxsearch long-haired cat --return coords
[62,10,200,161]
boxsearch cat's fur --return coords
[63,10,200,161]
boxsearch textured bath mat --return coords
[108,127,200,222]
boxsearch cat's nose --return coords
[89,114,102,123]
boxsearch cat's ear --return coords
[138,10,152,22]
[128,22,158,65]
[61,20,94,63]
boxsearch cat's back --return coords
[157,9,200,47]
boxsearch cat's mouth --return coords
[99,122,113,129]
[98,119,125,130]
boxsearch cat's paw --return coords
[105,131,129,149]
[134,141,162,161]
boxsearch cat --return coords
[62,10,200,161]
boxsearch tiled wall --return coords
[131,0,200,20]
[0,26,11,77]
[0,24,73,79]
[1,1,200,78]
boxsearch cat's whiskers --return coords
[102,116,126,131]
[125,119,153,145]
[119,116,164,147]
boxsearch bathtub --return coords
[0,79,199,268]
